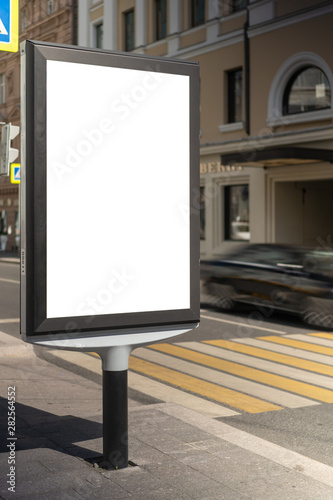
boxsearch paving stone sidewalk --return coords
[1,330,333,499]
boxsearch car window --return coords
[304,250,333,274]
[226,246,294,266]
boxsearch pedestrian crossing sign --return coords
[10,163,20,184]
[0,0,19,53]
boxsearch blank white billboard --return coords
[46,61,190,319]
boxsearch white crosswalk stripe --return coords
[176,340,333,389]
[133,346,319,409]
[232,337,333,365]
[50,332,333,415]
[285,334,333,347]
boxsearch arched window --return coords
[283,66,331,115]
[267,52,333,127]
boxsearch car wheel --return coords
[201,282,235,310]
[301,297,333,328]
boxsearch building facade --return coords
[0,0,77,251]
[78,0,333,259]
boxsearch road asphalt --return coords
[1,253,333,498]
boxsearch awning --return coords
[221,147,333,168]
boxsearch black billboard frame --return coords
[20,40,200,340]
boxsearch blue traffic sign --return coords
[10,163,20,184]
[0,0,18,52]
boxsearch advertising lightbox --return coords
[20,40,200,340]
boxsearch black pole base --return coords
[102,369,128,470]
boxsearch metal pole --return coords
[102,369,128,469]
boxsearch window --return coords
[155,0,167,40]
[21,9,27,31]
[191,0,205,27]
[95,23,103,48]
[0,210,8,234]
[0,74,5,105]
[225,185,249,241]
[267,52,333,127]
[47,0,54,15]
[228,68,243,123]
[283,66,331,115]
[124,10,135,51]
[228,0,247,14]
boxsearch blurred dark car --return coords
[200,244,333,328]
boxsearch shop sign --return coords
[200,162,243,174]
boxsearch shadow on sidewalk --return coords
[0,396,103,460]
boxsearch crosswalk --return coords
[130,332,333,416]
[48,331,333,418]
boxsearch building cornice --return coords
[171,30,244,59]
[200,126,333,156]
[248,2,333,38]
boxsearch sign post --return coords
[103,369,128,468]
[20,40,200,469]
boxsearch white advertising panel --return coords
[46,61,190,318]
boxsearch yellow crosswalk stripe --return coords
[149,343,333,403]
[258,335,333,357]
[309,333,333,341]
[129,356,282,414]
[203,339,333,377]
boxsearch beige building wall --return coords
[197,43,247,145]
[76,0,333,257]
[250,12,333,136]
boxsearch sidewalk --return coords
[0,251,19,265]
[1,331,333,499]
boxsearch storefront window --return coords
[0,210,8,234]
[0,210,8,251]
[225,185,250,240]
[200,186,205,240]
